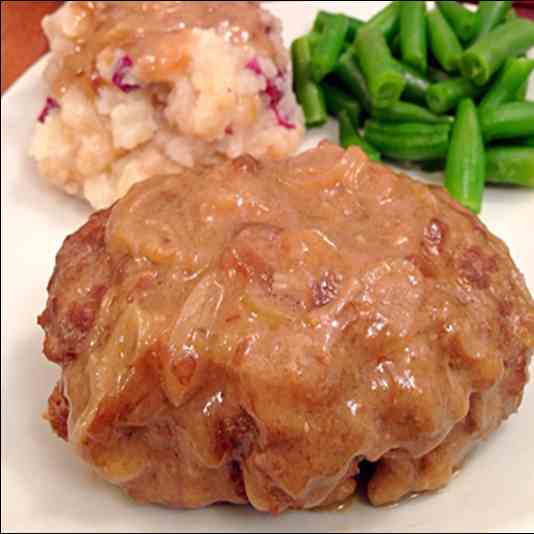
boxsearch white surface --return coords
[2,2,534,532]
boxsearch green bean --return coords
[481,102,534,142]
[365,1,401,42]
[445,99,486,214]
[506,6,519,20]
[311,15,349,82]
[461,18,534,86]
[339,110,381,161]
[400,1,428,73]
[363,120,451,161]
[476,1,513,41]
[292,36,311,85]
[355,28,406,109]
[291,37,328,128]
[310,31,351,56]
[436,1,480,43]
[296,85,328,128]
[516,79,529,102]
[486,147,534,187]
[334,50,373,113]
[426,77,483,114]
[394,60,431,105]
[479,58,534,114]
[372,100,452,124]
[313,11,364,43]
[308,31,321,51]
[322,81,362,127]
[428,9,464,73]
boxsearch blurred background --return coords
[2,1,533,94]
[1,1,62,93]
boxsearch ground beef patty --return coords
[30,1,303,209]
[39,143,534,513]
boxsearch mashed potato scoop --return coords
[30,1,304,209]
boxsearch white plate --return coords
[2,2,534,532]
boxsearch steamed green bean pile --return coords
[291,1,534,213]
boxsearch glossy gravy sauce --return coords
[47,1,281,95]
[58,143,534,511]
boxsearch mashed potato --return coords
[30,1,304,209]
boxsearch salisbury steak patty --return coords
[40,143,534,513]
